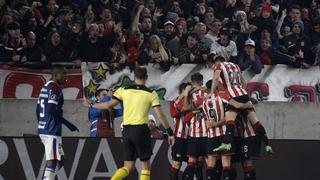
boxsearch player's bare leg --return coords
[221,155,235,180]
[213,111,238,152]
[243,160,256,180]
[111,160,135,180]
[246,111,274,155]
[206,155,219,179]
[182,156,197,180]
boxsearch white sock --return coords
[43,166,56,180]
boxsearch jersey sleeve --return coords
[151,91,160,107]
[113,87,124,101]
[170,100,181,118]
[214,63,222,71]
[48,83,60,105]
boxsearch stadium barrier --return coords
[0,137,319,180]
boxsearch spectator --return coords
[280,21,312,66]
[238,39,262,74]
[178,32,209,64]
[24,31,45,62]
[252,1,276,34]
[311,17,320,65]
[194,22,213,48]
[88,88,123,137]
[0,22,26,62]
[204,8,216,27]
[44,31,67,62]
[162,21,176,42]
[79,23,106,62]
[166,19,187,63]
[140,34,171,71]
[258,37,296,66]
[210,27,237,62]
[206,19,222,42]
[98,8,115,36]
[126,32,145,70]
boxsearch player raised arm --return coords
[211,69,221,94]
[182,85,194,111]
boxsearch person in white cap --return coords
[238,39,262,74]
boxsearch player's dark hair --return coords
[178,83,188,94]
[95,89,106,97]
[134,66,148,80]
[190,73,203,84]
[214,55,226,63]
[205,80,212,89]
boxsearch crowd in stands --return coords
[0,0,320,73]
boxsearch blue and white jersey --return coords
[36,81,64,136]
[88,96,123,137]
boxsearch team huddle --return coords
[36,55,273,180]
[169,55,273,180]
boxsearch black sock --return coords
[195,164,203,180]
[206,167,219,180]
[223,167,234,180]
[170,166,179,180]
[182,163,195,180]
[244,166,256,180]
[253,121,270,145]
[215,159,222,179]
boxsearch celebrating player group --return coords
[36,54,273,180]
[169,54,273,180]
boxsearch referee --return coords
[83,67,175,180]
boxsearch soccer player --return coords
[237,110,273,180]
[37,66,79,180]
[210,55,273,154]
[169,83,189,180]
[88,89,123,137]
[83,67,174,180]
[204,80,251,180]
[181,73,208,180]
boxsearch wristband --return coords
[166,127,173,136]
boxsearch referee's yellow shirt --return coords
[113,85,160,125]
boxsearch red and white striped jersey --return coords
[169,96,188,139]
[202,94,227,138]
[214,62,247,98]
[188,88,208,138]
[239,116,256,138]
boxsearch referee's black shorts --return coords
[122,124,152,161]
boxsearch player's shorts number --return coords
[40,99,45,118]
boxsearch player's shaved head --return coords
[51,65,65,74]
[134,66,148,80]
[51,65,67,85]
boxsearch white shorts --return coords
[39,134,64,161]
